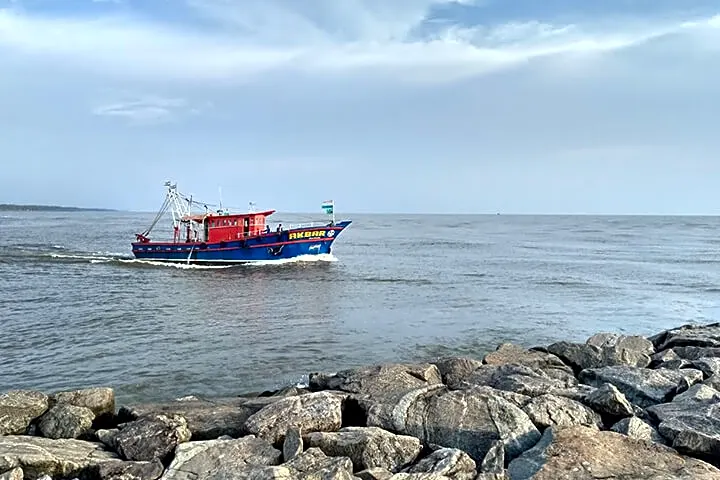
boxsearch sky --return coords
[1,0,719,214]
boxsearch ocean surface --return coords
[2,211,720,405]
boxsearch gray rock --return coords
[0,435,119,479]
[578,366,704,408]
[673,383,720,403]
[545,335,654,373]
[649,322,720,351]
[159,435,283,480]
[691,358,720,378]
[37,404,95,439]
[479,440,504,474]
[389,475,452,480]
[0,390,49,435]
[284,447,355,479]
[610,416,665,444]
[522,394,602,430]
[672,346,720,361]
[111,414,191,462]
[405,448,477,480]
[583,383,634,417]
[544,341,603,373]
[117,395,277,440]
[0,468,22,480]
[483,343,574,379]
[356,467,393,480]
[51,387,115,419]
[95,459,165,480]
[245,391,344,446]
[435,385,530,410]
[309,363,442,395]
[508,425,720,479]
[541,384,596,403]
[704,375,720,391]
[587,333,655,368]
[657,359,694,370]
[444,363,577,398]
[283,426,303,462]
[474,474,508,480]
[304,426,422,473]
[433,357,484,386]
[647,384,720,465]
[373,385,540,465]
[650,348,681,366]
[96,428,118,449]
[310,363,443,427]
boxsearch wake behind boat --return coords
[131,182,351,264]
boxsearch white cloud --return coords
[92,95,206,125]
[0,4,718,84]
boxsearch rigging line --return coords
[174,189,264,213]
[141,196,171,236]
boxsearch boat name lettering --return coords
[288,230,330,240]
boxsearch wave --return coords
[361,276,433,286]
[116,253,339,270]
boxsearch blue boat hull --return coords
[131,221,351,264]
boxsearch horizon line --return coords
[3,203,720,217]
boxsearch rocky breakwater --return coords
[3,322,720,479]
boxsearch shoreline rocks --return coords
[3,322,720,479]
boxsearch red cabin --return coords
[180,210,276,243]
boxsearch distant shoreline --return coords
[0,203,116,212]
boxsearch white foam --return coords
[117,259,235,270]
[50,253,115,261]
[247,253,338,266]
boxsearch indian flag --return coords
[321,200,334,214]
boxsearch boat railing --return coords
[282,222,328,230]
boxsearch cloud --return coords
[0,3,717,85]
[92,95,207,126]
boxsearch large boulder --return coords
[0,435,120,479]
[543,333,654,373]
[284,447,355,479]
[691,358,720,379]
[51,387,115,419]
[443,363,578,398]
[402,448,476,480]
[647,384,720,466]
[117,395,283,440]
[668,347,720,361]
[522,394,602,430]
[159,435,282,480]
[304,426,422,473]
[309,363,442,397]
[586,333,655,367]
[244,391,345,446]
[610,416,665,444]
[98,414,191,462]
[582,383,634,418]
[508,425,720,479]
[0,390,49,435]
[433,357,484,385]
[578,366,704,408]
[366,385,540,465]
[483,343,574,379]
[649,322,720,351]
[37,404,95,439]
[309,363,443,425]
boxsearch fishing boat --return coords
[131,182,351,264]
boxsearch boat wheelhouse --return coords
[131,182,351,264]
